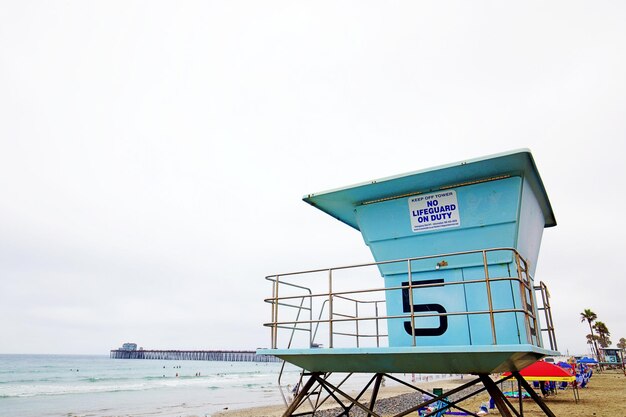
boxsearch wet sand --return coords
[214,370,626,417]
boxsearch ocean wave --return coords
[0,377,231,398]
[0,357,288,403]
[0,384,150,398]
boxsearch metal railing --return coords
[264,248,557,351]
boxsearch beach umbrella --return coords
[577,357,597,363]
[503,361,575,382]
[557,361,573,369]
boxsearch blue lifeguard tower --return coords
[258,150,560,417]
[600,348,625,374]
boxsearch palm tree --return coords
[617,337,626,364]
[581,309,600,359]
[586,334,597,348]
[618,338,626,368]
[594,321,611,348]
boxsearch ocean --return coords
[0,354,300,417]
[0,354,461,417]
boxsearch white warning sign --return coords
[408,190,461,233]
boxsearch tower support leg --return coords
[281,372,321,417]
[478,374,517,417]
[366,374,383,417]
[280,371,557,417]
[512,372,557,417]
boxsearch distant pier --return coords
[110,349,280,362]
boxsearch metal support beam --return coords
[394,376,485,417]
[478,374,516,417]
[280,371,561,417]
[313,374,383,417]
[367,374,384,417]
[282,372,321,417]
[512,371,557,417]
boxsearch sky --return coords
[1,1,625,356]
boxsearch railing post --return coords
[515,253,534,346]
[309,282,313,347]
[328,268,334,348]
[482,250,497,345]
[272,275,280,349]
[355,302,360,348]
[375,301,380,348]
[408,259,416,346]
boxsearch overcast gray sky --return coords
[1,1,625,356]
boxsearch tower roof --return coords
[303,149,556,230]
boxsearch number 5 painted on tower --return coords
[401,279,448,336]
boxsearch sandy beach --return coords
[215,370,626,417]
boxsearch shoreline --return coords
[214,370,626,417]
[213,376,475,417]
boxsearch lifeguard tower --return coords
[600,348,626,374]
[258,150,560,417]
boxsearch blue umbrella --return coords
[577,357,598,364]
[557,361,573,369]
